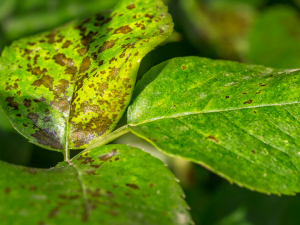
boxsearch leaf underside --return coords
[0,144,192,225]
[128,56,300,195]
[0,0,173,153]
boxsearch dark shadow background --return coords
[1,0,300,224]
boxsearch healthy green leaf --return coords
[0,144,192,225]
[246,5,300,69]
[0,0,173,156]
[128,56,300,195]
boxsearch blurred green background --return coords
[1,0,300,224]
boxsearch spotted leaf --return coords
[0,144,192,224]
[0,0,173,157]
[128,57,300,195]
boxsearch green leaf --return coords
[0,0,173,156]
[0,144,192,224]
[128,56,300,195]
[246,6,300,69]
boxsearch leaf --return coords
[246,5,300,69]
[0,144,192,225]
[128,56,300,195]
[0,0,173,155]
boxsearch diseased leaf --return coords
[0,0,173,155]
[246,5,300,69]
[0,144,192,225]
[128,56,300,195]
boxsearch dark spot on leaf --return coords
[85,170,97,175]
[5,97,19,111]
[225,96,229,99]
[206,135,219,143]
[259,83,266,86]
[127,4,135,9]
[31,128,63,150]
[48,207,59,218]
[112,25,132,35]
[253,111,257,114]
[251,150,256,154]
[23,98,32,108]
[126,183,139,189]
[106,191,114,198]
[27,112,39,124]
[182,65,187,70]
[22,168,37,174]
[98,39,118,53]
[62,40,72,48]
[145,14,154,19]
[29,185,37,191]
[4,188,10,194]
[99,149,117,162]
[160,29,164,33]
[16,114,21,117]
[242,92,247,95]
[149,183,154,187]
[43,117,50,123]
[243,100,253,104]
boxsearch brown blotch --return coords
[85,170,97,175]
[5,97,19,111]
[149,183,154,187]
[112,25,132,35]
[145,14,154,19]
[99,149,117,161]
[259,83,267,86]
[30,128,63,150]
[108,67,120,80]
[98,39,118,53]
[79,56,91,74]
[106,191,114,198]
[53,53,74,67]
[126,183,139,189]
[16,114,21,117]
[225,96,229,99]
[160,29,164,33]
[23,98,32,108]
[77,48,86,56]
[114,157,119,161]
[182,65,187,70]
[206,135,219,143]
[127,4,135,9]
[62,40,72,48]
[43,117,50,123]
[251,150,256,154]
[242,92,247,95]
[253,111,257,114]
[48,207,59,218]
[27,112,39,124]
[243,100,253,104]
[4,188,10,194]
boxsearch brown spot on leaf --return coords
[206,135,219,143]
[62,40,72,48]
[53,53,73,67]
[182,65,187,70]
[31,128,63,150]
[98,39,118,53]
[23,98,32,108]
[5,97,19,111]
[112,25,132,35]
[126,183,139,189]
[244,100,253,104]
[48,207,59,218]
[252,150,256,154]
[4,188,10,194]
[127,4,135,9]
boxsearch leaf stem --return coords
[84,125,130,152]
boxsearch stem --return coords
[64,142,70,161]
[84,125,130,152]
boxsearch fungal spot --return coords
[225,96,229,99]
[5,97,19,111]
[90,165,100,169]
[160,29,164,33]
[115,157,119,161]
[206,135,219,143]
[79,56,91,74]
[22,168,37,174]
[62,40,72,48]
[256,90,261,94]
[77,48,86,56]
[52,53,73,67]
[293,171,296,175]
[99,149,117,162]
[23,98,32,108]
[243,100,253,104]
[16,114,21,117]
[85,170,97,175]
[242,92,247,95]
[43,117,50,123]
[98,39,118,53]
[112,25,132,35]
[31,128,63,150]
[182,65,187,70]
[253,111,257,114]
[106,191,114,198]
[48,207,59,218]
[259,83,266,86]
[126,183,139,189]
[149,183,154,187]
[127,4,135,9]
[4,188,10,194]
[251,150,256,154]
[145,14,154,19]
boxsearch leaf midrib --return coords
[129,101,300,126]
